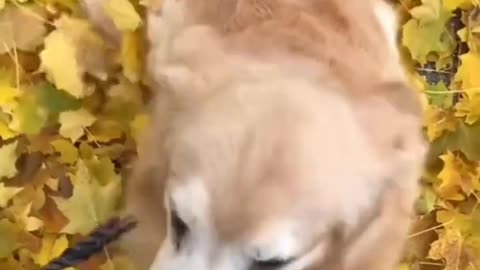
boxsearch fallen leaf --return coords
[51,138,79,164]
[402,5,455,64]
[40,23,85,98]
[455,52,480,95]
[436,151,480,200]
[10,202,44,232]
[102,0,142,31]
[54,16,112,80]
[425,81,453,108]
[121,31,143,82]
[36,82,82,114]
[0,219,18,258]
[9,93,48,135]
[428,121,480,161]
[428,228,468,270]
[455,94,480,125]
[423,105,457,141]
[443,0,473,11]
[87,119,124,143]
[0,120,17,140]
[0,183,22,207]
[410,0,442,23]
[59,108,96,142]
[0,68,20,107]
[415,186,438,214]
[0,5,47,53]
[130,113,149,144]
[32,234,68,266]
[54,160,121,234]
[0,140,19,180]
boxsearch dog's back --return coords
[82,1,427,270]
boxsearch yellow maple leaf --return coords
[0,140,19,180]
[0,120,17,140]
[87,119,124,143]
[102,0,142,31]
[423,105,457,141]
[84,156,120,186]
[51,138,79,164]
[455,94,480,124]
[0,5,47,53]
[40,29,85,98]
[398,263,411,270]
[54,160,121,235]
[100,255,135,270]
[0,68,20,108]
[54,16,111,81]
[455,52,480,95]
[11,202,44,232]
[130,113,149,144]
[40,15,107,98]
[410,0,442,22]
[443,0,473,11]
[436,209,473,234]
[437,151,480,201]
[428,228,465,268]
[121,31,143,82]
[402,1,455,64]
[0,183,22,207]
[32,234,68,266]
[45,178,60,191]
[14,185,46,212]
[0,219,18,258]
[8,92,48,135]
[59,108,96,142]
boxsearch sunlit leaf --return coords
[54,160,121,234]
[58,108,96,142]
[0,140,19,180]
[0,183,22,207]
[102,0,142,31]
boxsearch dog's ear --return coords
[80,0,123,47]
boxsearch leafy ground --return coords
[0,0,147,269]
[0,0,479,269]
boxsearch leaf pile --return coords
[398,1,480,270]
[2,0,480,270]
[0,0,148,269]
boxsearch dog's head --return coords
[82,1,427,270]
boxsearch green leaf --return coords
[428,121,480,161]
[10,94,48,135]
[415,186,438,214]
[402,6,455,64]
[36,82,82,114]
[426,81,453,108]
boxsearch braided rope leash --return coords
[42,215,138,270]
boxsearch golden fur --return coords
[82,1,427,270]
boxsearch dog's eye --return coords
[252,257,293,269]
[171,210,189,249]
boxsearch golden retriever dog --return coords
[82,1,427,270]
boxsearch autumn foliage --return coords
[0,0,479,269]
